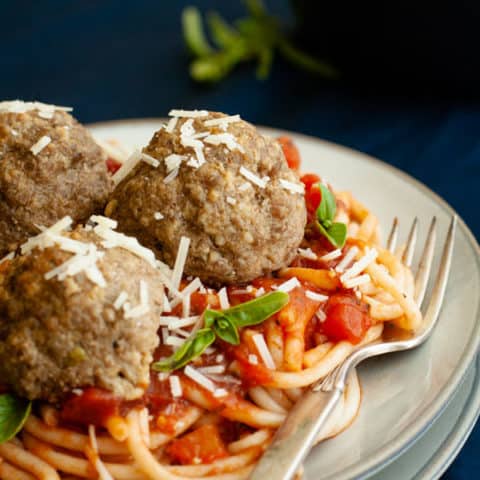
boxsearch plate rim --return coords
[88,118,480,479]
[414,355,480,480]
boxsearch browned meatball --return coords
[0,224,164,402]
[106,111,307,285]
[0,101,113,255]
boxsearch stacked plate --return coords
[91,120,480,480]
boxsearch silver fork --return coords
[249,215,456,480]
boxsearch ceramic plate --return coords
[90,119,480,480]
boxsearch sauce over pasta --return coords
[0,133,422,480]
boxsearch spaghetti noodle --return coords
[0,139,421,480]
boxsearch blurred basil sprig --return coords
[182,0,338,83]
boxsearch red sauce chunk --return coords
[60,388,122,427]
[322,293,371,344]
[229,343,273,388]
[278,136,301,170]
[106,157,122,174]
[167,424,229,465]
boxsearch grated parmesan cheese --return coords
[204,133,245,153]
[252,334,276,370]
[319,249,342,262]
[305,291,329,302]
[112,150,142,185]
[30,135,51,155]
[169,375,183,397]
[0,100,72,115]
[113,291,128,310]
[204,114,241,128]
[154,212,164,220]
[316,309,327,322]
[198,365,226,375]
[226,196,237,205]
[239,167,267,188]
[163,167,180,183]
[169,277,202,309]
[218,287,230,309]
[297,247,317,260]
[343,273,371,289]
[238,182,251,192]
[163,295,172,313]
[141,152,160,168]
[184,365,216,392]
[254,287,265,298]
[248,354,258,365]
[170,237,191,291]
[277,277,300,292]
[335,246,359,273]
[165,117,178,133]
[169,109,209,118]
[166,335,185,347]
[91,218,157,267]
[213,388,228,398]
[340,248,378,282]
[279,179,305,194]
[0,251,15,264]
[164,154,185,173]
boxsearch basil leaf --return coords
[182,7,214,57]
[214,317,240,345]
[221,291,289,328]
[0,394,31,444]
[152,328,215,372]
[204,309,224,329]
[316,221,347,249]
[317,184,337,224]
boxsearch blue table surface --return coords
[1,1,479,478]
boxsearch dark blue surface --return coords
[1,1,479,478]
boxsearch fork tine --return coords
[386,217,399,252]
[402,217,418,267]
[420,215,457,335]
[414,217,437,306]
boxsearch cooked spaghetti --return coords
[0,129,421,480]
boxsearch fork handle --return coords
[249,385,343,480]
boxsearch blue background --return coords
[1,1,478,478]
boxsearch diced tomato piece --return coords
[278,136,301,170]
[321,293,371,344]
[60,388,122,427]
[106,157,122,174]
[300,173,321,191]
[167,424,229,465]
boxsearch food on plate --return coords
[0,101,113,255]
[0,110,423,480]
[0,217,164,403]
[106,110,306,285]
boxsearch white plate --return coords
[368,355,480,480]
[90,119,480,480]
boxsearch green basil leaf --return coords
[327,222,347,248]
[220,291,289,328]
[0,394,32,444]
[152,328,215,372]
[182,7,214,57]
[204,309,224,329]
[214,317,240,345]
[317,184,337,224]
[316,221,347,249]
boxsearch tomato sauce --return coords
[166,424,229,465]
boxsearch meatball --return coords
[0,101,113,255]
[0,222,164,403]
[107,111,306,285]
